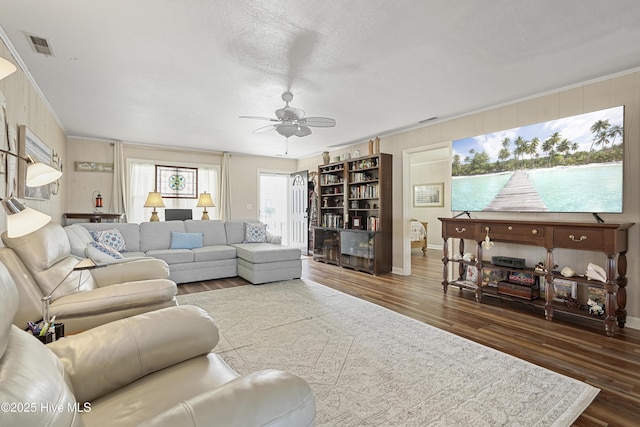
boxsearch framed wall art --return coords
[18,125,52,200]
[6,126,18,198]
[155,165,198,198]
[413,182,444,207]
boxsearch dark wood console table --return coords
[64,212,124,224]
[439,218,633,337]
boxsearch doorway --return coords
[403,143,451,276]
[259,172,289,245]
[290,170,309,254]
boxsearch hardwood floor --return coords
[178,249,640,426]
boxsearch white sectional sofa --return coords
[66,220,302,285]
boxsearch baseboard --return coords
[624,315,640,330]
[392,266,406,275]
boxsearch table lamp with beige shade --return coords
[144,191,165,222]
[196,191,215,220]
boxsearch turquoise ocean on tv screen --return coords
[451,163,622,213]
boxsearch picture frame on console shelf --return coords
[413,182,444,207]
[553,278,577,302]
[464,265,478,284]
[18,125,52,200]
[155,165,198,199]
[482,266,506,287]
[587,285,606,305]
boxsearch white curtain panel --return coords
[111,141,127,220]
[220,152,232,220]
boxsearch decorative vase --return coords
[368,139,374,155]
[373,137,380,154]
[322,151,330,165]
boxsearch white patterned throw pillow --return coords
[86,241,124,260]
[244,222,267,243]
[90,228,127,252]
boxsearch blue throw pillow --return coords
[170,232,203,249]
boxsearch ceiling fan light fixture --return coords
[241,91,335,138]
[276,124,299,138]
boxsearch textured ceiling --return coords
[2,1,640,159]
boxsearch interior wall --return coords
[226,154,298,219]
[65,138,224,215]
[386,72,640,328]
[295,72,640,328]
[65,139,298,221]
[0,41,67,229]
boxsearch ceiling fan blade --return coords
[295,126,312,137]
[253,124,276,134]
[276,106,305,120]
[300,117,336,127]
[239,115,279,122]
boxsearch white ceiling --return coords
[2,1,640,159]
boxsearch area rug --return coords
[178,279,599,426]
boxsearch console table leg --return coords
[544,249,554,321]
[442,239,449,294]
[604,254,617,337]
[616,251,628,328]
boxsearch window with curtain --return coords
[127,158,219,223]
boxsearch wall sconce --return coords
[143,191,165,222]
[0,57,17,80]
[0,150,63,187]
[196,191,215,220]
[0,147,63,237]
[1,197,51,238]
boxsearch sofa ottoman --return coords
[232,243,302,284]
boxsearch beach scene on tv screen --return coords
[451,106,624,213]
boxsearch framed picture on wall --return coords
[413,182,444,207]
[6,126,18,198]
[155,165,198,198]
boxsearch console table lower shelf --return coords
[446,275,607,325]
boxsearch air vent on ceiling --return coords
[26,33,54,56]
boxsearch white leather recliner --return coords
[0,262,316,426]
[1,222,178,333]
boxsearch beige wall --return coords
[65,139,298,220]
[0,40,67,226]
[226,154,298,219]
[298,72,640,328]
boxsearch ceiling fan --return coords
[240,91,336,138]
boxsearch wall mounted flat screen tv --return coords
[451,106,624,213]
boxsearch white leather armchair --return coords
[0,262,316,427]
[1,222,177,333]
